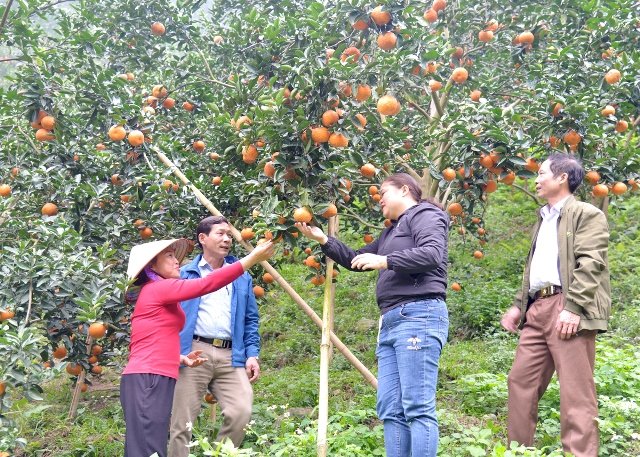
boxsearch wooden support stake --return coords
[153,149,378,389]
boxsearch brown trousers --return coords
[507,293,599,457]
[168,341,253,457]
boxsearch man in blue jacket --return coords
[168,216,260,456]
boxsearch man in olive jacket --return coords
[500,153,610,457]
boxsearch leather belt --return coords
[533,285,562,301]
[193,335,232,349]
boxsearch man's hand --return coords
[351,253,387,271]
[556,309,580,340]
[181,350,207,368]
[500,306,521,334]
[245,356,260,383]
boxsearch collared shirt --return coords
[529,196,570,294]
[194,258,232,339]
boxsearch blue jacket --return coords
[178,254,260,367]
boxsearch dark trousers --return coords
[507,293,599,457]
[121,373,176,457]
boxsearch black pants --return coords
[120,373,176,457]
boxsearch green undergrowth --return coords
[6,190,640,456]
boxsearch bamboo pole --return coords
[68,335,93,419]
[153,149,378,389]
[317,216,337,456]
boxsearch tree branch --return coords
[512,183,540,205]
[0,0,14,36]
[431,91,444,117]
[339,207,384,230]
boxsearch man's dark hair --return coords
[195,215,229,248]
[547,153,585,194]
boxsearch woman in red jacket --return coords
[121,238,274,457]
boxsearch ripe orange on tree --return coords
[253,285,265,298]
[241,227,255,240]
[41,115,56,130]
[310,275,326,286]
[242,144,259,164]
[604,69,621,84]
[432,0,446,11]
[88,322,107,338]
[518,31,535,44]
[0,184,11,197]
[341,46,361,63]
[447,202,463,216]
[151,22,166,36]
[585,171,601,185]
[0,382,6,397]
[108,125,126,141]
[377,32,397,51]
[211,176,222,186]
[370,6,391,25]
[65,363,83,376]
[311,126,331,143]
[478,30,494,42]
[91,365,103,375]
[0,309,15,321]
[321,203,338,218]
[35,129,55,141]
[615,120,628,133]
[429,80,443,92]
[53,346,68,359]
[377,95,401,116]
[525,157,539,172]
[91,344,103,356]
[354,113,367,130]
[354,84,372,102]
[193,140,206,152]
[293,207,313,223]
[601,105,615,117]
[368,185,379,196]
[41,202,59,216]
[470,90,482,102]
[321,110,339,127]
[182,101,194,111]
[442,168,456,181]
[263,273,274,284]
[611,182,627,195]
[484,180,498,193]
[88,355,98,364]
[329,132,348,148]
[140,227,153,239]
[360,163,376,178]
[352,19,368,31]
[363,234,374,244]
[563,129,582,146]
[450,67,469,84]
[551,103,563,117]
[162,97,175,109]
[592,184,609,198]
[424,9,438,23]
[127,130,144,147]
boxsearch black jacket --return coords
[321,202,448,314]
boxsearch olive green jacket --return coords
[513,195,611,332]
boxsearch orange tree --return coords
[0,0,638,427]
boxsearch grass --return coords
[5,188,640,456]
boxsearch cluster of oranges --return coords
[31,110,56,142]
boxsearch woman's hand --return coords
[240,241,275,270]
[181,350,207,368]
[351,253,388,271]
[294,222,328,244]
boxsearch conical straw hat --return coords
[126,238,190,281]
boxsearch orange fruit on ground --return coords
[263,273,274,284]
[322,110,339,127]
[211,176,222,186]
[473,250,484,259]
[429,80,443,92]
[151,22,166,36]
[352,19,369,31]
[442,168,456,181]
[341,46,361,63]
[321,203,338,218]
[183,101,194,111]
[242,145,259,164]
[592,184,609,198]
[601,105,615,117]
[263,161,276,178]
[478,30,494,42]
[377,95,401,116]
[127,130,144,147]
[108,125,126,141]
[40,115,56,130]
[518,31,534,44]
[0,184,11,197]
[293,207,313,223]
[355,113,367,130]
[0,309,15,321]
[363,234,374,244]
[53,346,68,359]
[377,32,397,51]
[585,171,601,185]
[193,140,206,152]
[615,120,628,133]
[65,363,83,376]
[611,182,627,195]
[450,67,469,84]
[140,227,153,239]
[241,228,255,240]
[563,129,582,146]
[447,202,463,216]
[328,133,349,148]
[470,90,482,102]
[162,97,175,109]
[355,85,372,102]
[253,286,265,298]
[311,126,331,143]
[370,6,391,25]
[432,0,446,11]
[41,202,59,216]
[451,282,462,292]
[604,69,621,84]
[424,9,438,23]
[88,322,107,339]
[360,163,376,178]
[35,129,55,141]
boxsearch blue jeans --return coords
[376,299,449,457]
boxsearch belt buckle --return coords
[212,338,224,347]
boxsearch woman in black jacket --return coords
[296,173,449,457]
